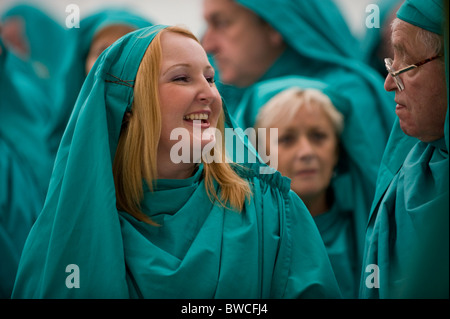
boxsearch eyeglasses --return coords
[384,55,442,91]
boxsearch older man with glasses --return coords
[360,0,449,299]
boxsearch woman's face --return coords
[158,31,222,166]
[268,105,339,202]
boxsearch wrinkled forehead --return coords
[391,20,428,59]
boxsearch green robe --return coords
[359,0,449,298]
[120,163,340,298]
[12,25,341,299]
[1,4,67,202]
[359,135,449,298]
[236,75,370,298]
[313,173,358,299]
[0,40,41,298]
[48,8,152,164]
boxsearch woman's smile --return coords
[183,111,211,128]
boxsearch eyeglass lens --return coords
[385,58,405,91]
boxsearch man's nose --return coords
[384,73,397,92]
[201,28,216,54]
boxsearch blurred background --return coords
[0,0,375,40]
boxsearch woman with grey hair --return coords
[252,79,362,298]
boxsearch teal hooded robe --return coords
[12,25,341,299]
[359,0,449,299]
[0,40,41,298]
[1,4,68,204]
[47,8,152,169]
[0,5,152,216]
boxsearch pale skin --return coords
[266,105,339,217]
[157,32,222,180]
[202,0,285,87]
[384,20,447,143]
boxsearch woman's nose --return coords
[296,137,315,160]
[198,79,217,105]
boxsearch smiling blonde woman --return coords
[12,25,341,299]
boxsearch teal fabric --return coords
[400,2,449,298]
[1,4,69,94]
[360,137,449,298]
[48,8,152,164]
[0,6,151,209]
[313,174,357,299]
[233,0,396,169]
[397,0,444,35]
[359,0,449,298]
[1,4,68,201]
[12,25,341,299]
[238,75,375,298]
[79,8,154,55]
[0,40,41,298]
[236,0,359,61]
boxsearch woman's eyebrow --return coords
[279,127,298,135]
[162,63,215,76]
[162,63,190,76]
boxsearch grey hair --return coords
[391,18,444,58]
[254,88,344,136]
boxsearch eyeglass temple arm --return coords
[392,55,443,76]
[391,65,417,76]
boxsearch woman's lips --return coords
[184,119,211,128]
[183,112,211,128]
[296,169,317,177]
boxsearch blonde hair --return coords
[113,26,251,225]
[254,88,344,137]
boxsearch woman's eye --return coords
[278,134,295,146]
[310,132,327,143]
[205,76,215,84]
[173,75,189,82]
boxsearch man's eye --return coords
[212,18,231,29]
